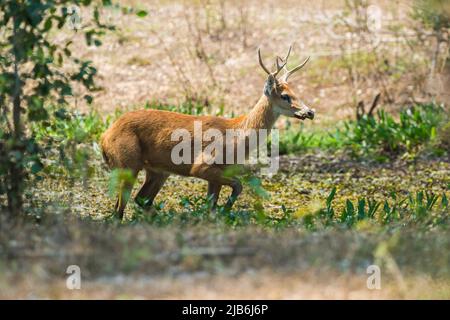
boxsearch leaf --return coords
[326,187,336,207]
[84,95,93,104]
[357,198,366,220]
[441,193,448,209]
[31,162,43,174]
[136,10,148,17]
[44,18,53,31]
[346,199,355,217]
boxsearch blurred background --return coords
[74,0,450,116]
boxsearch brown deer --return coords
[100,46,315,219]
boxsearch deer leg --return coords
[207,182,222,212]
[224,179,243,211]
[115,170,138,220]
[192,164,243,211]
[135,170,169,209]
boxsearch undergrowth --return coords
[279,103,448,160]
[126,188,449,231]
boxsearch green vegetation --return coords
[32,107,110,179]
[280,103,448,161]
[305,189,448,230]
[0,0,113,217]
[123,187,449,231]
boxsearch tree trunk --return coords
[7,16,24,217]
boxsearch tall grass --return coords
[339,103,445,160]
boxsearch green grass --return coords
[339,103,446,160]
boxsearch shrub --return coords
[339,103,446,160]
[310,189,449,230]
[278,103,446,160]
[32,107,110,180]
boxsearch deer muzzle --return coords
[294,108,315,120]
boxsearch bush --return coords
[339,103,446,160]
[279,103,446,160]
[32,107,110,180]
[437,121,450,152]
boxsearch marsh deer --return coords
[100,46,315,219]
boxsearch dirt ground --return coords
[2,270,449,299]
[64,0,437,121]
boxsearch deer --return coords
[100,46,315,219]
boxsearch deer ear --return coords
[263,74,276,97]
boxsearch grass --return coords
[339,103,446,160]
[31,106,112,179]
[306,188,449,230]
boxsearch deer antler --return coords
[258,45,292,78]
[276,46,292,71]
[258,48,272,75]
[280,55,310,82]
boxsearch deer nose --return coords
[306,109,315,120]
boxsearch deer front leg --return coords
[224,178,242,211]
[192,164,242,212]
[207,182,222,212]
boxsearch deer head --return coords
[258,46,314,120]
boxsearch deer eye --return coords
[281,94,291,103]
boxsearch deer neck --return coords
[237,95,279,131]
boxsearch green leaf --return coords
[357,198,366,220]
[136,10,148,17]
[44,18,53,31]
[84,95,93,104]
[326,187,336,207]
[31,162,43,174]
[442,193,448,209]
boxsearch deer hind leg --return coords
[135,170,169,209]
[115,169,138,220]
[109,134,143,220]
